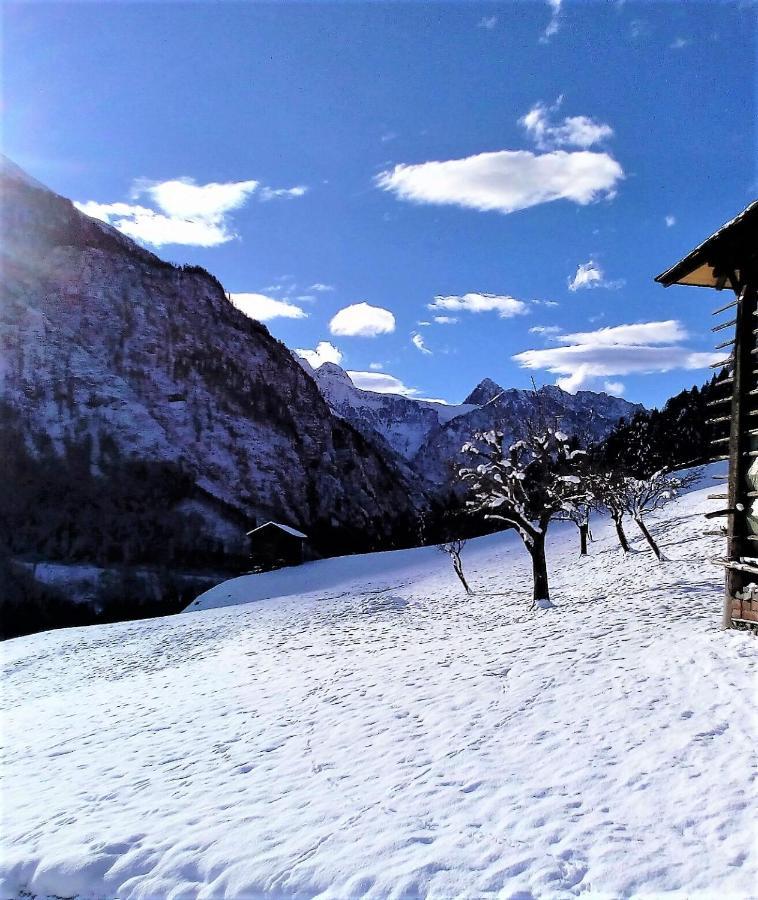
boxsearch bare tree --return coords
[621,469,701,560]
[593,471,632,553]
[457,428,589,609]
[437,539,473,594]
[558,498,593,556]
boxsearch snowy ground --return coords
[2,475,757,899]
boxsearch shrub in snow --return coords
[457,428,589,608]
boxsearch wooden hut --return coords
[247,522,308,570]
[656,199,758,628]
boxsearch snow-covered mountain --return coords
[0,157,426,555]
[308,365,642,487]
[310,362,475,461]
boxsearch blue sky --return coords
[3,1,755,406]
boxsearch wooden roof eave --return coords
[655,199,758,291]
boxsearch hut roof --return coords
[246,521,308,540]
[655,199,758,290]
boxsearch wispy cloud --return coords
[75,175,306,247]
[259,185,308,200]
[310,283,334,292]
[513,319,720,393]
[529,325,562,336]
[229,292,308,322]
[670,36,690,49]
[329,302,396,337]
[295,341,343,368]
[540,0,562,42]
[568,260,625,291]
[433,315,459,325]
[478,14,498,29]
[412,332,432,355]
[347,371,419,396]
[429,292,529,318]
[665,214,677,227]
[376,148,622,216]
[520,98,614,150]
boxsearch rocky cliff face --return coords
[310,362,474,461]
[0,157,424,555]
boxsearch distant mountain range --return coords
[0,156,642,569]
[308,362,643,490]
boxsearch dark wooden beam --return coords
[725,274,758,627]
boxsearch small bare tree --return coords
[558,498,593,556]
[437,539,473,594]
[457,428,589,609]
[592,471,632,553]
[621,469,701,560]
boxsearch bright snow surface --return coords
[2,472,757,899]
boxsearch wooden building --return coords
[247,521,308,571]
[656,199,758,628]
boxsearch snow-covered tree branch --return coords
[457,428,590,608]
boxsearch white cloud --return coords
[568,260,624,291]
[513,319,720,393]
[559,320,687,346]
[329,302,396,337]
[347,371,419,396]
[295,341,343,368]
[604,380,625,395]
[478,15,498,29]
[665,214,677,227]
[369,362,384,371]
[541,0,562,41]
[75,174,306,247]
[529,325,562,335]
[670,36,690,49]
[228,292,308,322]
[520,99,614,150]
[75,200,236,247]
[134,177,258,219]
[412,333,432,355]
[376,148,623,216]
[310,283,334,292]
[433,316,459,325]
[259,185,308,200]
[429,292,529,318]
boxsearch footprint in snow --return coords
[361,595,409,615]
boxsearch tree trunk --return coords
[579,522,588,556]
[528,530,551,607]
[452,556,473,595]
[613,514,630,552]
[635,515,663,560]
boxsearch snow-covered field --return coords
[2,476,757,899]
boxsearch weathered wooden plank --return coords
[725,280,758,627]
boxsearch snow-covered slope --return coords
[2,472,756,899]
[0,157,425,551]
[308,364,641,486]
